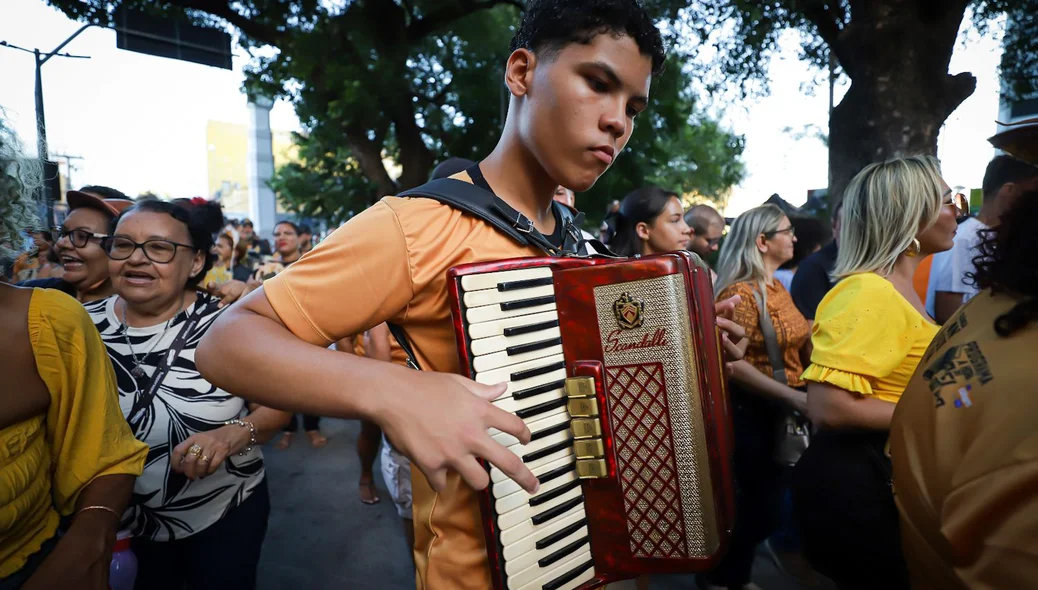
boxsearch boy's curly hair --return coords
[510,0,666,77]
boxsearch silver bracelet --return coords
[226,419,257,456]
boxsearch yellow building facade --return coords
[206,120,298,217]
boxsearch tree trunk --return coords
[827,0,976,204]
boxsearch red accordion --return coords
[447,252,735,590]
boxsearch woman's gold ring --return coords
[187,444,203,457]
[200,455,211,463]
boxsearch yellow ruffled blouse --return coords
[801,273,939,403]
[0,289,148,578]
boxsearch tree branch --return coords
[793,0,843,50]
[168,0,285,46]
[407,0,523,42]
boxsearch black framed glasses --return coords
[53,226,109,248]
[101,236,197,263]
[764,226,796,238]
[943,186,970,219]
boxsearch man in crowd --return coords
[684,203,725,260]
[791,199,842,320]
[299,224,314,255]
[926,154,1038,324]
[239,218,272,260]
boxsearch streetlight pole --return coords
[34,49,49,169]
[1,25,93,225]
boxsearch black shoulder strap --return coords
[391,178,615,371]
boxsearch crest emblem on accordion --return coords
[612,292,645,330]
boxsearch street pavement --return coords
[257,418,833,590]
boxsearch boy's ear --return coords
[504,48,536,98]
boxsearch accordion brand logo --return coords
[612,292,645,330]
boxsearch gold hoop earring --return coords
[905,238,921,257]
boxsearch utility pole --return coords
[1,26,92,225]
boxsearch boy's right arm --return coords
[196,288,539,494]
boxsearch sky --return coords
[0,0,1006,217]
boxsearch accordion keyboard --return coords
[460,266,597,590]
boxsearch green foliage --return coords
[266,135,378,226]
[45,0,747,226]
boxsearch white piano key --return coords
[491,408,571,447]
[494,463,578,516]
[477,355,565,387]
[461,266,552,291]
[468,311,559,340]
[491,384,565,415]
[506,429,571,461]
[492,439,574,483]
[500,502,585,549]
[466,301,557,325]
[511,548,592,590]
[492,443,573,484]
[473,342,563,373]
[547,565,596,590]
[501,506,586,560]
[464,284,555,308]
[497,483,583,531]
[493,455,574,499]
[470,326,562,356]
[504,523,590,576]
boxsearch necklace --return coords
[118,294,185,378]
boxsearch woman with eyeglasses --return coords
[702,204,813,590]
[19,188,133,301]
[84,200,289,590]
[791,155,963,590]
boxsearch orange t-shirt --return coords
[263,176,546,589]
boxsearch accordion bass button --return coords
[573,438,604,459]
[566,397,599,417]
[564,377,596,398]
[570,418,601,439]
[575,458,608,479]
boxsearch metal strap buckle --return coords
[513,214,534,234]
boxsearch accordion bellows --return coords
[447,252,735,590]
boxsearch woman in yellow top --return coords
[0,119,148,589]
[792,155,964,590]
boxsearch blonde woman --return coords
[704,204,812,590]
[792,155,963,590]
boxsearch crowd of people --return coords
[3,1,1038,590]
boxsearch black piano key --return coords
[506,337,562,356]
[500,295,555,312]
[513,380,565,401]
[530,420,571,441]
[536,517,588,551]
[538,536,590,569]
[497,277,553,291]
[529,479,581,507]
[503,319,559,337]
[511,361,566,382]
[516,396,568,420]
[537,463,575,486]
[523,438,572,464]
[532,495,583,526]
[542,559,595,590]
